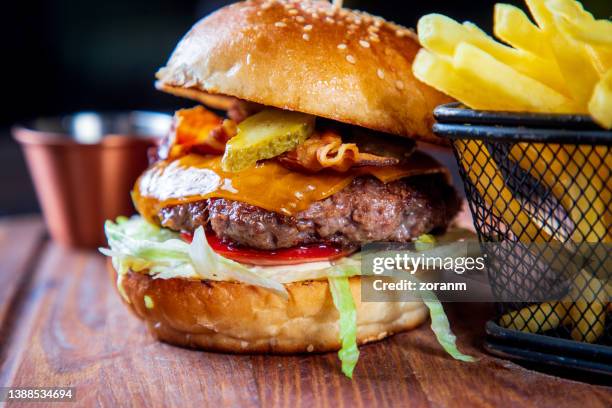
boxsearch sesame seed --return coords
[256,11,262,16]
[348,24,357,30]
[359,40,370,48]
[395,80,404,90]
[307,344,315,352]
[325,17,334,24]
[337,43,347,50]
[346,54,356,64]
[396,30,405,37]
[302,33,310,41]
[274,21,286,27]
[288,9,298,15]
[303,24,313,31]
[261,3,272,10]
[311,12,318,18]
[368,25,379,33]
[296,15,305,22]
[369,33,380,42]
[377,68,385,79]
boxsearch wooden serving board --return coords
[0,215,610,407]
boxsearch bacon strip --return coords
[158,107,407,174]
[159,106,237,160]
[278,130,400,173]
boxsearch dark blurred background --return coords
[1,0,609,215]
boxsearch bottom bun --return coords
[109,262,428,353]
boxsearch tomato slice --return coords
[181,231,352,266]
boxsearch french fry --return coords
[589,69,612,129]
[452,43,576,113]
[586,46,612,77]
[563,145,610,243]
[509,143,609,242]
[546,0,612,47]
[417,13,567,93]
[546,41,601,106]
[564,269,607,343]
[454,139,553,242]
[493,4,554,59]
[413,49,536,111]
[415,3,611,343]
[500,302,568,333]
[545,0,594,20]
[545,0,612,75]
[554,14,612,47]
[509,143,572,240]
[456,139,588,283]
[525,0,558,31]
[525,0,600,105]
[415,1,610,122]
[499,271,608,341]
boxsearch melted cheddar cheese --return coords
[133,153,447,222]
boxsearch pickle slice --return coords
[221,109,315,172]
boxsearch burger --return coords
[101,0,472,377]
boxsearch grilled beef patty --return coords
[159,175,459,250]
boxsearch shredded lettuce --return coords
[328,274,360,378]
[100,216,287,297]
[189,227,287,297]
[101,217,192,275]
[415,233,436,251]
[414,278,475,362]
[423,296,475,362]
[101,216,474,377]
[249,254,361,283]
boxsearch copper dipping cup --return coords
[13,111,171,249]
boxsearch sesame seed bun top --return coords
[155,0,452,144]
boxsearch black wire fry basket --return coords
[433,102,612,375]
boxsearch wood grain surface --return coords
[0,216,610,408]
